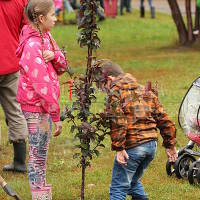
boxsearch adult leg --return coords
[120,0,125,15]
[111,0,117,17]
[140,0,145,17]
[148,0,155,18]
[104,0,111,16]
[97,0,105,21]
[126,0,131,13]
[24,112,52,200]
[97,8,105,21]
[0,73,28,172]
[99,0,104,9]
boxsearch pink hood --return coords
[16,25,41,58]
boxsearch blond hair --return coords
[25,0,54,22]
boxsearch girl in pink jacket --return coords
[16,0,68,199]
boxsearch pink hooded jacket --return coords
[16,25,68,122]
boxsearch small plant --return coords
[61,0,110,199]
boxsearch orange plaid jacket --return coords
[107,73,176,151]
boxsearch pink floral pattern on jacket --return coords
[16,25,68,122]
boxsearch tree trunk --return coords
[185,0,194,43]
[81,157,86,200]
[167,0,188,45]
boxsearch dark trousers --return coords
[120,0,131,14]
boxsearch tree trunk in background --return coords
[167,0,188,45]
[186,0,194,42]
[0,123,1,149]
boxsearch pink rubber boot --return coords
[31,185,52,200]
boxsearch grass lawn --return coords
[1,10,200,200]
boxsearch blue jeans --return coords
[141,0,153,8]
[110,140,157,200]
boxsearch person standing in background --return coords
[140,0,155,19]
[97,0,105,21]
[120,0,131,15]
[0,0,28,173]
[104,0,117,18]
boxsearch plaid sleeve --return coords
[109,95,127,151]
[153,96,176,148]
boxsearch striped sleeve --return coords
[109,94,127,151]
[153,96,176,148]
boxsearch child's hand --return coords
[165,146,178,163]
[116,150,129,166]
[53,121,62,137]
[43,50,55,63]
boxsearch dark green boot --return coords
[140,6,145,18]
[3,141,26,173]
[151,6,155,19]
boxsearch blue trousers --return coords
[110,140,157,200]
[141,0,153,8]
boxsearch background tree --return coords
[168,0,199,45]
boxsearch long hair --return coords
[24,0,54,45]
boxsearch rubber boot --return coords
[140,6,145,18]
[151,6,155,19]
[31,185,52,200]
[3,141,26,173]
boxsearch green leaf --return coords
[70,125,77,133]
[98,143,105,148]
[93,150,100,157]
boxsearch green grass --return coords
[1,10,200,199]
